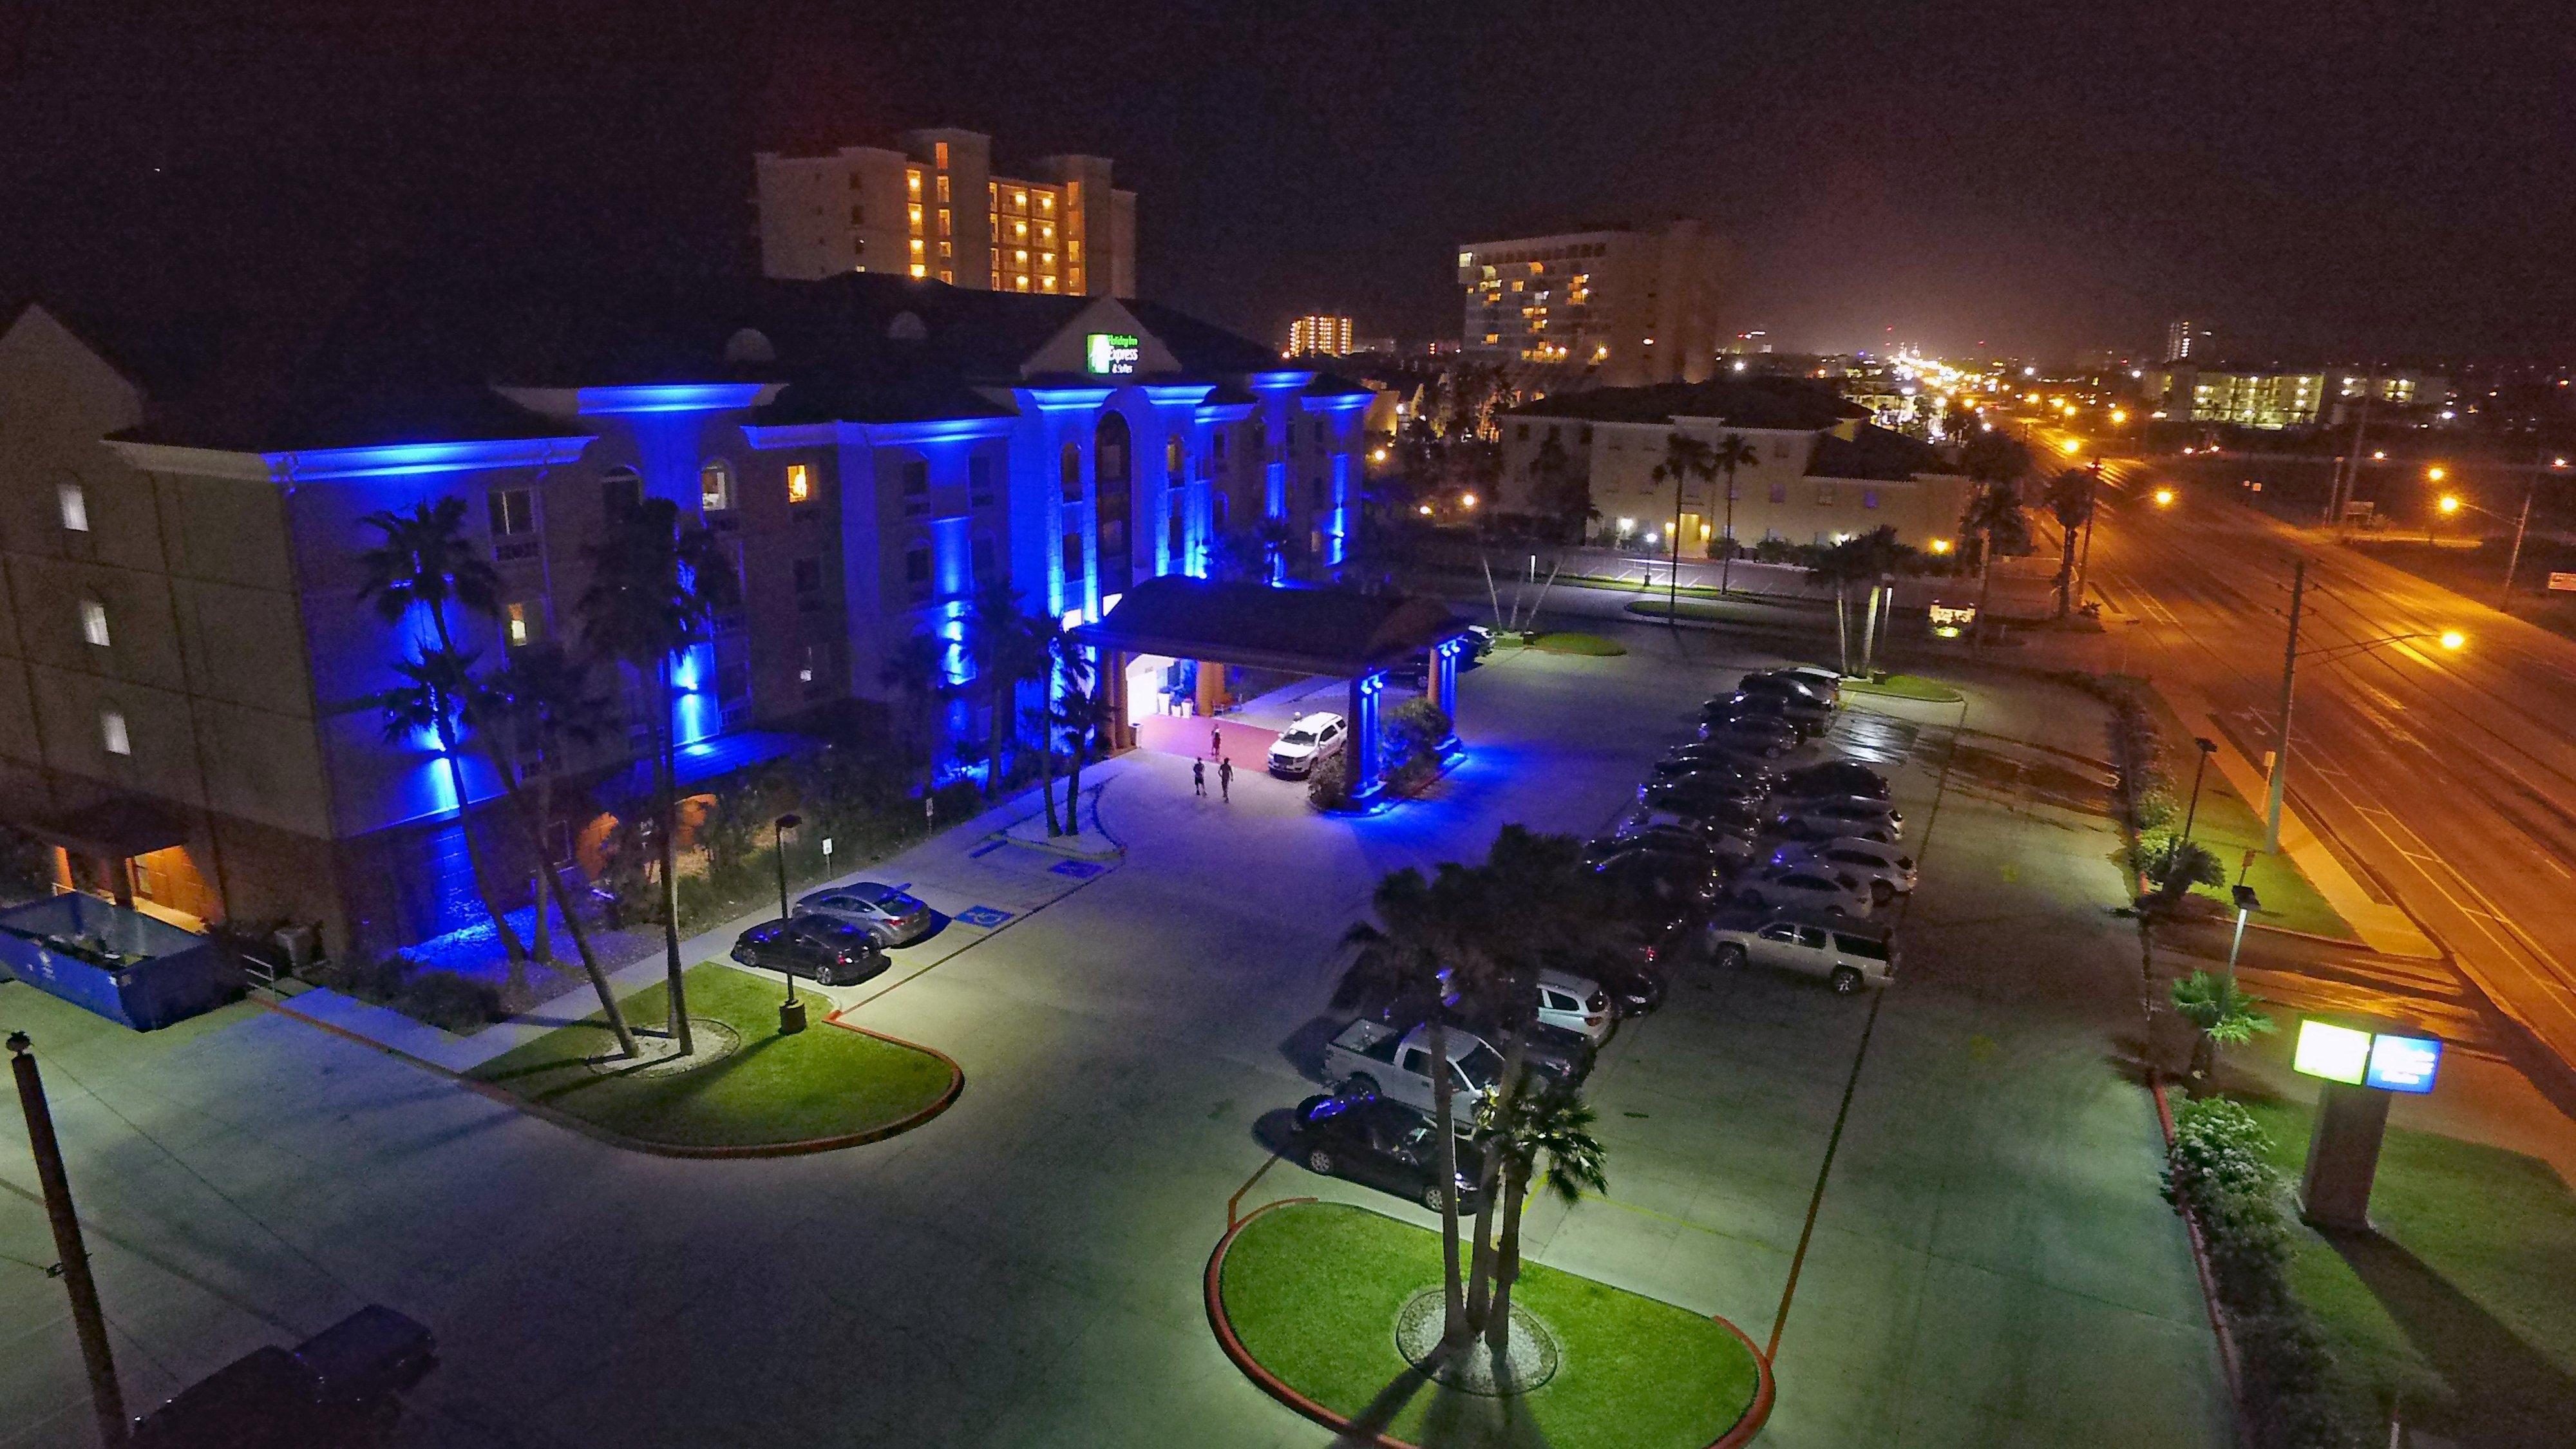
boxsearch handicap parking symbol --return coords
[954,905,1013,929]
[1048,859,1106,880]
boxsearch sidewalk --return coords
[265,760,1144,1074]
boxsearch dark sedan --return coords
[1779,761,1891,801]
[1697,715,1799,754]
[730,916,889,987]
[1292,1094,1487,1211]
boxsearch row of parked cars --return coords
[728,881,940,986]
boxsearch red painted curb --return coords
[251,991,961,1160]
[1205,1198,1775,1449]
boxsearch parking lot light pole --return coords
[10,1033,126,1445]
[2264,560,2467,853]
[773,813,804,1030]
[2224,884,2262,987]
[2180,737,2218,848]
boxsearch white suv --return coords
[1707,911,1897,994]
[1268,712,1348,777]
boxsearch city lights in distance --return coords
[2154,488,2176,507]
[1927,537,1953,554]
[2438,630,2465,650]
[1459,493,1477,509]
[1417,504,1434,516]
[2426,465,2447,483]
[2109,409,2126,425]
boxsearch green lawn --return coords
[2169,759,2358,942]
[2237,1095,2576,1444]
[1526,632,1627,656]
[1842,673,1964,703]
[468,963,957,1151]
[1218,1200,1762,1448]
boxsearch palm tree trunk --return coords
[1039,708,1063,837]
[1463,1027,1531,1334]
[2056,523,2079,619]
[654,658,693,1055]
[1065,712,1088,835]
[1719,467,1737,594]
[509,757,636,1057]
[433,712,531,981]
[1834,587,1851,674]
[1974,541,1998,652]
[1485,1164,1531,1352]
[1428,1014,1466,1347]
[985,675,1009,796]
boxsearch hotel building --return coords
[1456,220,1728,387]
[0,274,1363,958]
[754,128,1137,297]
[1287,315,1356,357]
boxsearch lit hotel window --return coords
[58,482,89,531]
[80,598,109,647]
[786,463,813,505]
[100,708,130,756]
[934,141,949,168]
[700,459,736,512]
[940,269,953,283]
[505,603,533,647]
[905,171,920,196]
[1041,276,1057,293]
[911,263,927,278]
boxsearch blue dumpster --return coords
[0,893,240,1030]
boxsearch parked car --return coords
[1733,864,1873,917]
[1665,739,1782,773]
[1466,623,1497,658]
[1531,968,1615,1045]
[1649,753,1777,784]
[1741,670,1836,709]
[1771,813,1900,847]
[131,1305,435,1449]
[1291,1094,1487,1211]
[1707,910,1897,994]
[1267,712,1349,777]
[795,882,934,945]
[1777,761,1889,801]
[1774,666,1844,707]
[729,916,889,986]
[1570,947,1669,1016]
[1718,686,1829,732]
[1774,837,1917,903]
[1323,1020,1506,1119]
[1774,796,1903,840]
[1594,846,1726,918]
[1697,715,1799,755]
[1640,784,1768,833]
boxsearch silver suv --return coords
[1706,909,1897,994]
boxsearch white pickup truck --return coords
[1322,1021,1507,1120]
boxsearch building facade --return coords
[1493,379,1974,551]
[1286,315,1355,357]
[1455,221,1728,387]
[754,128,1137,297]
[2140,366,2454,428]
[0,276,1362,958]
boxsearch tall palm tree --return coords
[357,500,531,967]
[961,582,1040,795]
[1707,433,1759,594]
[1479,1080,1607,1352]
[578,498,740,1056]
[2045,467,2098,619]
[1959,485,2034,650]
[878,631,951,797]
[373,647,531,983]
[1048,632,1110,837]
[1651,433,1718,621]
[468,645,638,1057]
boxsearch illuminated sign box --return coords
[1086,333,1141,376]
[2293,1018,2441,1094]
[1927,601,1977,639]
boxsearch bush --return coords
[1306,750,1352,811]
[395,970,503,1034]
[2136,830,2224,897]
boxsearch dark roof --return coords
[1805,424,1951,481]
[1071,576,1470,675]
[1303,374,1377,400]
[1124,299,1291,375]
[1505,377,1864,431]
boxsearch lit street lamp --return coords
[2261,558,2465,852]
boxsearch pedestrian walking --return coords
[1218,756,1233,801]
[1211,723,1223,759]
[1193,758,1207,797]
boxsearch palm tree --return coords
[2045,467,2098,619]
[468,645,638,1057]
[1707,433,1759,594]
[961,583,1043,795]
[1810,527,1920,674]
[878,631,951,797]
[1959,485,2034,649]
[373,647,531,984]
[1478,1079,1607,1353]
[1651,433,1718,621]
[357,500,531,967]
[1049,636,1110,837]
[2171,970,2277,1083]
[577,497,741,1056]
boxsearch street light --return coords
[772,811,806,1032]
[2154,487,2176,507]
[2058,437,2083,455]
[2180,737,2219,849]
[2260,558,2467,852]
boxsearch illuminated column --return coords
[1347,669,1385,802]
[1431,637,1463,752]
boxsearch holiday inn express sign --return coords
[1086,332,1141,376]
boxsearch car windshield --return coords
[1454,1042,1504,1089]
[1281,730,1316,746]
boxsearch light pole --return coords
[10,1033,126,1445]
[772,811,804,1032]
[2224,884,2262,988]
[2180,737,2217,848]
[2490,448,2566,610]
[2262,559,2465,853]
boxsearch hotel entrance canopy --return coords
[1070,577,1474,802]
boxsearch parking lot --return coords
[2,621,2228,1448]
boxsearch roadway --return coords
[2050,424,2576,1079]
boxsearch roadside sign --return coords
[2548,572,2576,592]
[1927,601,1977,639]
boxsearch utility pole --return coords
[2325,384,2374,526]
[2264,560,2306,853]
[9,1032,127,1446]
[2076,460,2102,605]
[2500,438,2552,610]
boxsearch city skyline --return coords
[5,3,2573,363]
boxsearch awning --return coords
[0,790,190,860]
[1069,576,1472,677]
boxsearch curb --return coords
[251,989,963,1160]
[1204,1198,1774,1449]
[2150,1072,2257,1449]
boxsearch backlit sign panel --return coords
[1086,333,1141,376]
[2363,1033,2442,1094]
[2292,1019,2371,1085]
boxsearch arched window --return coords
[1095,413,1133,594]
[1166,435,1183,478]
[699,459,736,513]
[1060,442,1083,504]
[1247,417,1267,464]
[600,466,644,518]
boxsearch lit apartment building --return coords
[2139,366,2454,428]
[0,274,1363,958]
[1456,220,1728,386]
[754,128,1137,297]
[2165,319,2211,363]
[1287,314,1355,357]
[1494,379,1973,551]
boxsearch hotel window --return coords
[601,466,643,517]
[1062,534,1084,587]
[969,455,995,507]
[1768,481,1788,504]
[58,482,89,532]
[938,241,952,258]
[904,544,933,603]
[907,204,923,231]
[100,708,130,757]
[902,459,929,513]
[801,642,831,697]
[79,598,110,648]
[488,486,536,538]
[504,601,538,648]
[1166,436,1183,478]
[937,209,951,237]
[939,269,954,283]
[934,140,949,168]
[907,169,921,196]
[1169,507,1185,566]
[1039,191,1053,212]
[792,557,824,610]
[1862,489,1880,510]
[1015,276,1029,292]
[911,263,927,279]
[1061,443,1083,502]
[971,534,996,585]
[935,175,949,203]
[1040,276,1057,293]
[699,460,736,512]
[786,462,813,506]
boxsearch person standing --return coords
[1211,723,1223,759]
[1218,756,1234,802]
[1193,758,1207,797]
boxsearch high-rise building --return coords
[754,128,1136,297]
[1287,315,1356,357]
[1457,221,1728,386]
[2164,319,2211,363]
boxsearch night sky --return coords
[5,1,2571,364]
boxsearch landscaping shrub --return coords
[396,969,503,1034]
[1307,750,1352,811]
[2163,1097,2369,1449]
[2135,830,2224,898]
